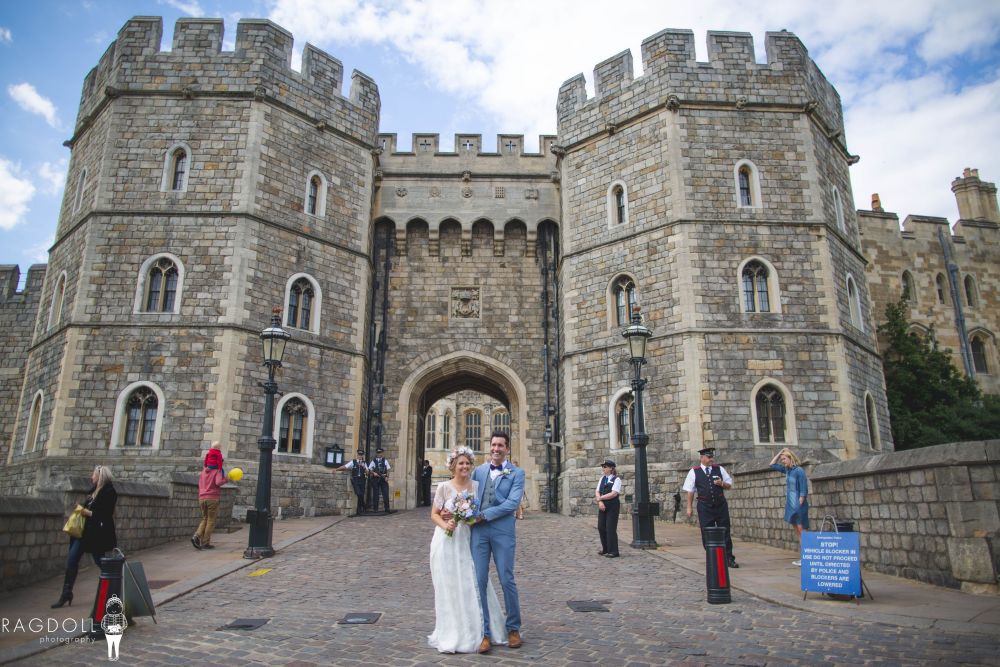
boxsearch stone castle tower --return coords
[1,17,900,516]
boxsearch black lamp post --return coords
[244,308,291,559]
[622,305,658,549]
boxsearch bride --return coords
[428,447,507,653]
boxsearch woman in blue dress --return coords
[769,448,808,565]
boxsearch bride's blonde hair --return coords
[446,446,476,473]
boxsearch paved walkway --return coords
[2,511,998,665]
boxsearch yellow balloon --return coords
[227,467,244,482]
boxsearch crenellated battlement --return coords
[557,28,842,148]
[0,264,46,302]
[376,133,558,174]
[75,16,379,146]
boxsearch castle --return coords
[1,16,996,518]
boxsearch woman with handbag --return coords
[52,464,118,608]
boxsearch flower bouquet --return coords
[444,490,479,537]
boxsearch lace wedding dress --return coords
[427,480,507,653]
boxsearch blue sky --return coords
[2,0,999,277]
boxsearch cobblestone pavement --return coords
[14,511,998,666]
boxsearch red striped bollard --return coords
[704,526,731,604]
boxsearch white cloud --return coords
[0,26,12,44]
[38,160,67,196]
[0,159,36,231]
[7,83,60,129]
[160,0,205,16]
[267,0,1000,218]
[24,236,53,264]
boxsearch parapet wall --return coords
[0,264,46,464]
[75,16,379,146]
[557,28,844,148]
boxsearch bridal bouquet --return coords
[444,490,479,537]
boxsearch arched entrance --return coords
[395,351,537,510]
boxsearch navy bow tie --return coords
[490,464,503,471]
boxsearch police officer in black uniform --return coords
[368,447,391,513]
[595,459,622,557]
[683,447,738,568]
[420,459,433,506]
[335,449,369,515]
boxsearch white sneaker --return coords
[792,560,801,566]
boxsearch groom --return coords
[471,429,524,653]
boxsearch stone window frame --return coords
[734,159,762,209]
[607,386,634,451]
[425,411,437,450]
[606,180,631,228]
[969,329,995,375]
[963,274,979,309]
[463,409,483,451]
[22,390,44,453]
[72,168,88,214]
[750,378,798,447]
[492,409,510,434]
[935,273,948,305]
[273,392,315,459]
[846,273,864,333]
[283,273,323,334]
[441,410,452,450]
[110,381,165,450]
[832,187,846,234]
[864,391,882,451]
[133,253,185,315]
[160,142,193,193]
[901,270,917,305]
[47,271,67,331]
[737,256,782,314]
[607,273,639,330]
[303,170,328,218]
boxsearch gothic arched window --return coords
[936,273,947,304]
[865,393,882,451]
[492,410,510,434]
[742,261,771,312]
[847,275,863,331]
[170,148,187,191]
[442,411,451,449]
[278,397,307,455]
[971,335,989,374]
[615,392,634,448]
[964,275,978,308]
[901,271,915,303]
[755,385,786,444]
[613,276,637,327]
[23,391,43,453]
[287,278,315,330]
[48,272,66,330]
[425,412,437,449]
[464,410,482,451]
[144,257,179,313]
[123,386,158,447]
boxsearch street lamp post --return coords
[244,308,291,559]
[622,305,658,549]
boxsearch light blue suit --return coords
[471,461,524,635]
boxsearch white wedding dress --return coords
[428,480,507,653]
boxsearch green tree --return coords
[878,300,1000,449]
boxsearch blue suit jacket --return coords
[473,461,525,524]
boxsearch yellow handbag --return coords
[62,507,86,539]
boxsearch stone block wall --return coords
[0,265,46,465]
[726,441,999,593]
[0,474,235,593]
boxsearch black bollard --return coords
[704,526,731,604]
[90,551,126,632]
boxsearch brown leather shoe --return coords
[507,630,523,649]
[478,637,491,654]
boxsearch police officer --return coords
[683,447,738,568]
[368,447,391,513]
[595,459,622,558]
[420,459,433,507]
[335,449,369,515]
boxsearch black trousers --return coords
[420,478,432,506]
[350,477,366,513]
[697,500,734,560]
[598,500,620,555]
[371,478,390,512]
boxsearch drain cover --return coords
[338,612,381,625]
[567,600,611,612]
[218,618,270,631]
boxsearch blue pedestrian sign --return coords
[800,531,862,597]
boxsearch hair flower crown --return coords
[446,446,476,466]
